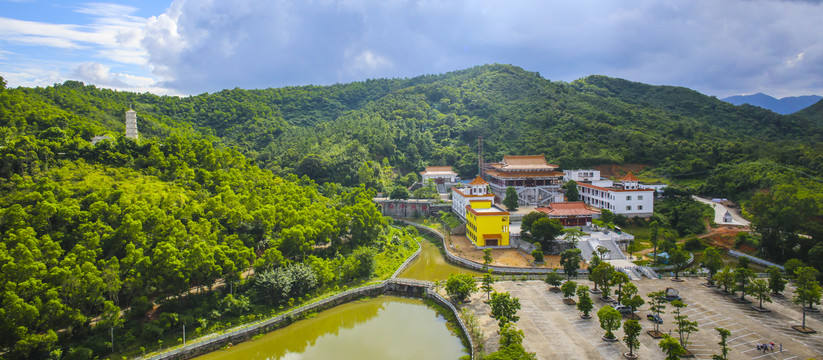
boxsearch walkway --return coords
[693,196,750,226]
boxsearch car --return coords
[613,305,632,314]
[647,313,663,324]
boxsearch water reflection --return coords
[398,240,481,281]
[194,297,466,360]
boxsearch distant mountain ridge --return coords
[721,93,822,115]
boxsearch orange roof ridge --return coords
[468,176,488,185]
[621,171,640,182]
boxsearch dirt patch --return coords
[448,234,560,268]
[592,164,650,179]
[699,226,755,253]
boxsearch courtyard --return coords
[466,277,823,359]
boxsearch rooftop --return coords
[420,166,457,176]
[468,176,489,185]
[536,202,600,216]
[621,171,640,182]
[489,155,558,171]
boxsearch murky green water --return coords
[398,239,481,281]
[194,296,467,360]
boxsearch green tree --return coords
[503,186,519,211]
[672,300,698,349]
[623,319,641,358]
[650,221,660,263]
[483,248,493,269]
[747,278,772,310]
[591,262,615,298]
[597,305,622,340]
[659,335,686,360]
[766,266,786,295]
[577,285,594,318]
[484,323,537,360]
[611,271,629,304]
[490,291,521,328]
[700,247,724,285]
[529,217,564,251]
[562,227,585,248]
[531,243,543,263]
[560,248,582,280]
[481,270,495,301]
[713,267,734,294]
[712,327,731,360]
[561,280,577,300]
[389,186,409,200]
[621,283,645,315]
[647,291,667,333]
[544,270,563,290]
[445,273,477,302]
[734,266,755,301]
[670,248,690,280]
[563,180,580,201]
[793,266,822,330]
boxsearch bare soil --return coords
[449,234,561,268]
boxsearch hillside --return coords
[722,93,823,115]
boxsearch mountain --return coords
[721,93,822,115]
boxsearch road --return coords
[693,196,750,226]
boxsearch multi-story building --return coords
[485,155,564,206]
[465,199,510,247]
[451,176,495,221]
[563,169,601,182]
[576,172,654,218]
[420,166,459,193]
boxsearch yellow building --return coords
[465,199,510,247]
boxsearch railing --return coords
[142,278,473,360]
[390,239,422,279]
[728,250,784,270]
[141,236,478,360]
[398,220,588,276]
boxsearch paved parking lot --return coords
[466,277,823,359]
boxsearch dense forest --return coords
[1,64,822,358]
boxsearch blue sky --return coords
[1,0,822,98]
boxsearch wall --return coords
[400,220,588,276]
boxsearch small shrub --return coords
[683,237,704,251]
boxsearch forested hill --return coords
[3,64,822,189]
[1,64,822,357]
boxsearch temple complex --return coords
[484,155,564,206]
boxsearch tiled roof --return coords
[536,202,600,216]
[485,169,564,178]
[491,155,558,170]
[468,176,488,185]
[420,166,457,175]
[621,171,640,182]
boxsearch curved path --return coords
[693,196,750,226]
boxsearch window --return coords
[638,205,643,210]
[626,195,632,200]
[638,195,644,200]
[626,206,631,210]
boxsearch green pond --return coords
[397,239,481,281]
[194,296,467,360]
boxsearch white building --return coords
[125,109,138,140]
[577,172,654,218]
[451,176,495,221]
[420,166,458,183]
[563,169,601,182]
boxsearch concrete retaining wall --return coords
[143,237,476,360]
[400,220,588,276]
